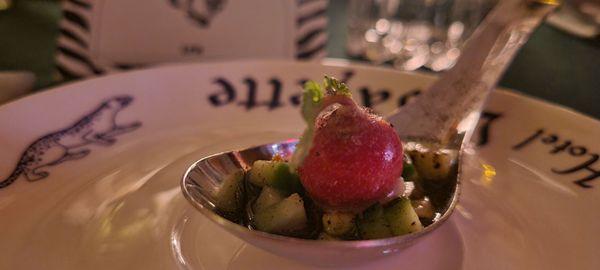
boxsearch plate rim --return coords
[1,59,598,127]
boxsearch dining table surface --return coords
[0,0,599,120]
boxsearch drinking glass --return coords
[347,0,493,71]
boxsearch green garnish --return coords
[301,80,324,126]
[290,76,351,171]
[323,76,351,97]
[402,154,416,179]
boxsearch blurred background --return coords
[0,0,599,118]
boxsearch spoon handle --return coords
[388,0,560,144]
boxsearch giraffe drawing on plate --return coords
[0,95,141,189]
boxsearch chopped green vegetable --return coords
[322,212,356,237]
[269,164,303,194]
[358,204,393,239]
[358,197,423,239]
[248,160,273,186]
[253,193,308,234]
[248,160,303,194]
[215,170,245,213]
[384,197,423,236]
[254,186,286,213]
[409,149,456,182]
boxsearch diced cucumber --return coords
[358,204,392,240]
[248,160,303,193]
[409,149,456,182]
[248,160,275,186]
[322,212,356,237]
[253,186,286,213]
[253,193,307,234]
[215,170,244,213]
[384,197,423,236]
[358,198,424,239]
[270,168,302,194]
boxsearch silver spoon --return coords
[181,0,560,266]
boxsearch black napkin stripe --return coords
[63,10,89,31]
[59,28,88,49]
[57,46,103,75]
[68,0,92,10]
[296,0,328,59]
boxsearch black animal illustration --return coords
[168,0,227,27]
[0,95,141,189]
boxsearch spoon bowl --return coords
[181,139,460,266]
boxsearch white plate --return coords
[0,60,598,270]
